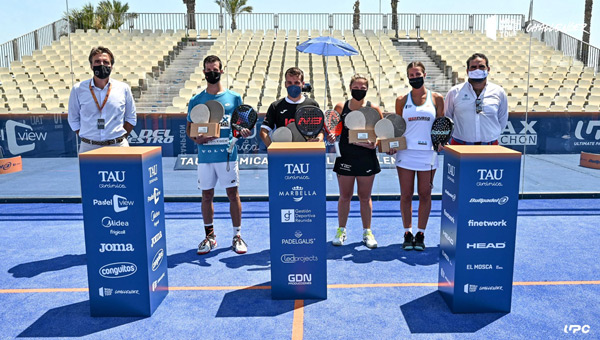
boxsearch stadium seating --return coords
[0,27,596,113]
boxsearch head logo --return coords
[466,242,506,249]
[99,262,137,278]
[152,248,164,271]
[4,120,47,155]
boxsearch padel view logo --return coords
[147,188,161,205]
[279,185,316,202]
[2,120,47,155]
[92,195,134,213]
[99,262,137,279]
[283,163,310,180]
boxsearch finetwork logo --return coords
[1,120,47,155]
[467,219,508,227]
[281,209,295,223]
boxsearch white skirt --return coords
[394,149,438,171]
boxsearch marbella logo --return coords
[99,262,137,279]
[279,185,316,202]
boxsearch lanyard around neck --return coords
[89,80,111,114]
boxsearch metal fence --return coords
[4,13,599,72]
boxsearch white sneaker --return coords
[232,235,247,254]
[363,229,378,249]
[332,227,347,246]
[197,236,217,255]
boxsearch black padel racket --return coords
[429,116,454,187]
[324,109,342,157]
[294,105,324,141]
[227,104,258,154]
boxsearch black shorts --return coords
[333,154,381,177]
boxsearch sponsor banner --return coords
[439,146,520,313]
[0,156,23,174]
[4,113,597,157]
[80,147,168,316]
[268,146,327,300]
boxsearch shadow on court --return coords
[216,282,320,318]
[8,254,86,278]
[166,247,230,269]
[327,242,440,266]
[400,291,507,333]
[17,300,144,338]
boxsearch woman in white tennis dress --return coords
[390,61,445,251]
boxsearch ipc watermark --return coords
[485,15,587,40]
[564,324,591,334]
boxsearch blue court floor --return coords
[0,199,598,339]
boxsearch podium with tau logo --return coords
[438,145,521,313]
[267,142,327,300]
[79,146,168,316]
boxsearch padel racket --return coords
[271,126,293,142]
[205,100,224,123]
[359,106,381,129]
[287,122,306,142]
[374,118,395,139]
[324,109,342,157]
[345,110,366,130]
[294,105,324,140]
[190,103,210,124]
[227,104,258,154]
[429,116,454,187]
[385,113,407,137]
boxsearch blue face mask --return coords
[287,85,302,98]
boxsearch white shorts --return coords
[394,149,438,171]
[197,161,239,191]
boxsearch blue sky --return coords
[1,0,598,47]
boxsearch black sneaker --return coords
[402,231,414,250]
[414,231,425,251]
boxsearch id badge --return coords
[97,118,105,130]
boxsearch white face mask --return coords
[468,69,488,80]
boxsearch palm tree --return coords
[582,0,593,64]
[64,3,96,32]
[98,0,134,31]
[183,0,196,29]
[353,1,360,31]
[216,0,253,31]
[391,0,399,38]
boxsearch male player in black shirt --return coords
[260,67,322,146]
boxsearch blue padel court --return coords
[1,199,598,339]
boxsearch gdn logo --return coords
[564,325,591,334]
[288,273,312,285]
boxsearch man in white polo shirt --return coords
[68,46,137,153]
[445,53,508,145]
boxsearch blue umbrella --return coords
[297,36,359,108]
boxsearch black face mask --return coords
[351,89,367,101]
[93,65,111,79]
[205,71,221,84]
[409,77,424,89]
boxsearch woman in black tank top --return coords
[328,74,383,249]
